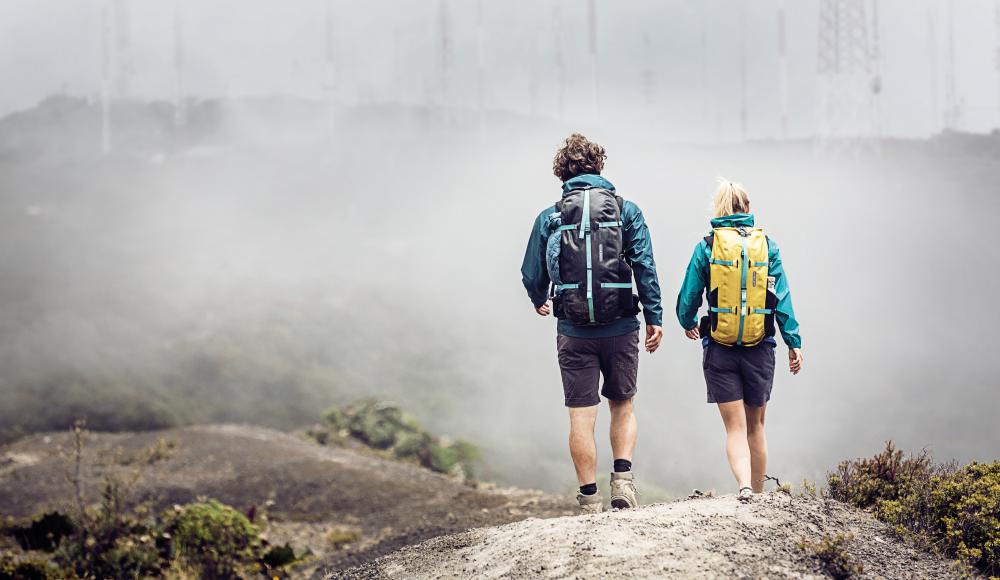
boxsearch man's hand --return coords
[788,348,803,375]
[684,327,700,340]
[645,325,663,353]
[535,300,552,316]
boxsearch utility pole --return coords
[928,6,939,134]
[100,0,113,155]
[816,0,878,142]
[173,0,186,130]
[588,0,600,121]
[476,0,486,136]
[439,0,451,112]
[870,0,883,138]
[112,0,131,98]
[778,0,788,139]
[740,4,748,142]
[994,0,1000,123]
[944,0,959,131]
[324,0,337,136]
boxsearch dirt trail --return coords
[334,492,964,580]
[0,425,573,575]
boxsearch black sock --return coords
[579,483,598,496]
[613,459,632,473]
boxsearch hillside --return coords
[335,492,964,579]
[0,425,573,575]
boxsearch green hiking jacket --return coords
[675,213,802,349]
[521,174,663,338]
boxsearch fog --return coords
[1,1,999,496]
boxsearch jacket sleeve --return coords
[623,203,663,326]
[521,210,551,309]
[675,240,709,330]
[768,239,802,349]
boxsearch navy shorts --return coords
[556,331,639,407]
[703,341,776,407]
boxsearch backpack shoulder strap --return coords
[615,196,624,213]
[704,232,714,250]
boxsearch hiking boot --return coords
[609,471,638,509]
[737,487,754,503]
[576,491,604,514]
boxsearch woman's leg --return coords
[717,401,751,489]
[744,403,767,493]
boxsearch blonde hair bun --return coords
[713,177,751,218]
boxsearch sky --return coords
[1,0,999,141]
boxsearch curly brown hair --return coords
[552,133,607,182]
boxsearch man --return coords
[521,133,663,513]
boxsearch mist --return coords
[1,0,999,497]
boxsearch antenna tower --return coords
[816,0,879,141]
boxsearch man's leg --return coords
[745,403,767,493]
[568,405,599,486]
[608,398,636,463]
[717,400,752,490]
[602,331,640,509]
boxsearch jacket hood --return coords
[561,174,616,196]
[710,213,755,229]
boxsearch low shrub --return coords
[261,543,297,568]
[315,399,480,478]
[6,512,74,552]
[326,525,362,551]
[829,442,1000,576]
[797,533,863,579]
[0,552,63,580]
[164,500,261,579]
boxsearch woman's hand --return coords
[535,300,552,316]
[684,327,700,340]
[788,348,803,375]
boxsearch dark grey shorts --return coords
[556,331,639,407]
[703,341,776,407]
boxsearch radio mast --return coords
[100,0,113,154]
[944,0,959,130]
[588,0,599,121]
[777,0,788,139]
[740,4,748,142]
[438,0,451,111]
[995,1,1000,122]
[173,0,186,130]
[816,0,879,142]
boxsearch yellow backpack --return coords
[707,227,771,346]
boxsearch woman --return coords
[675,179,803,502]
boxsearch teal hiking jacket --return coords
[675,213,802,349]
[521,174,663,338]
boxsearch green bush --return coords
[56,477,162,579]
[6,512,74,552]
[0,552,63,580]
[829,442,1000,576]
[165,500,261,579]
[315,399,480,478]
[827,441,934,509]
[797,533,863,579]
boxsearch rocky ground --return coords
[0,425,574,576]
[335,492,966,580]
